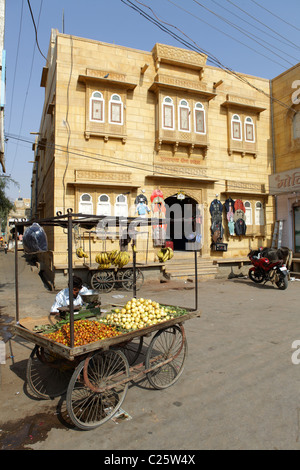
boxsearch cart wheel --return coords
[91,270,115,292]
[121,268,144,291]
[26,346,74,399]
[145,325,187,390]
[66,349,129,430]
[119,336,144,366]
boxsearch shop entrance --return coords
[164,194,199,251]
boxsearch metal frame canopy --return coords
[13,209,200,348]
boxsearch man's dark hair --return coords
[72,276,83,289]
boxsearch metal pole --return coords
[194,250,198,311]
[67,213,74,348]
[15,227,19,322]
[132,240,137,298]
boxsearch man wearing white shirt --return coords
[50,276,89,314]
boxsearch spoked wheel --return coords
[66,349,129,430]
[118,336,144,366]
[91,270,115,293]
[121,268,144,291]
[145,325,187,389]
[26,346,75,399]
[248,268,264,283]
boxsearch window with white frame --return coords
[244,201,252,225]
[194,102,206,134]
[293,112,300,139]
[79,193,93,214]
[114,194,128,217]
[178,99,190,132]
[231,114,242,141]
[245,116,255,142]
[255,201,264,225]
[109,94,123,125]
[90,91,104,122]
[97,194,111,216]
[162,96,175,130]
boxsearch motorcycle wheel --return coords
[276,274,288,290]
[248,268,264,283]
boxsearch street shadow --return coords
[228,277,276,290]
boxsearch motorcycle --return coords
[248,249,289,290]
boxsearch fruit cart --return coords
[76,224,150,293]
[13,211,201,430]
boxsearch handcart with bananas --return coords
[75,225,147,293]
[13,212,201,430]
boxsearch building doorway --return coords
[164,194,200,251]
[294,206,300,254]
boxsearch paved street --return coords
[1,250,300,450]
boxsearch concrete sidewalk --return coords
[1,251,300,450]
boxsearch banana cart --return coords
[13,211,201,430]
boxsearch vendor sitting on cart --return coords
[50,276,89,315]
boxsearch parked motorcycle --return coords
[248,249,289,290]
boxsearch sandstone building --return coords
[31,30,275,287]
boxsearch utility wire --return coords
[208,0,300,61]
[7,0,24,134]
[167,0,292,69]
[191,0,295,67]
[225,0,300,52]
[122,0,295,113]
[26,0,48,63]
[249,0,300,33]
[10,0,44,176]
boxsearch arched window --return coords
[97,194,111,216]
[162,96,174,130]
[245,116,255,142]
[194,102,206,134]
[244,201,252,225]
[293,113,300,139]
[109,94,123,125]
[114,194,128,217]
[231,114,242,141]
[255,201,264,225]
[178,99,190,132]
[79,193,93,215]
[90,91,104,122]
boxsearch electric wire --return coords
[26,0,48,63]
[167,0,292,69]
[4,131,243,190]
[225,0,300,52]
[9,0,44,176]
[191,0,295,67]
[208,0,300,62]
[122,0,295,113]
[6,0,24,134]
[249,0,300,33]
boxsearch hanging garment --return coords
[234,199,245,213]
[224,198,235,213]
[233,209,246,222]
[234,218,247,235]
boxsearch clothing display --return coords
[210,199,224,243]
[234,218,247,235]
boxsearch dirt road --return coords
[1,250,300,450]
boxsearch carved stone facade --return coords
[31,30,274,283]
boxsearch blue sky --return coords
[3,0,300,201]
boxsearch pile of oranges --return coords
[44,320,121,347]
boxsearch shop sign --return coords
[269,167,300,194]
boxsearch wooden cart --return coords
[13,211,201,430]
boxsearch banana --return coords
[157,247,174,262]
[98,262,111,269]
[76,247,88,259]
